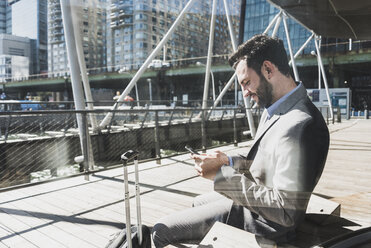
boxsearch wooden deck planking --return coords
[0,119,370,247]
[2,191,110,247]
[312,119,371,226]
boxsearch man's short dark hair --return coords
[228,34,291,76]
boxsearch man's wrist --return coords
[220,153,229,166]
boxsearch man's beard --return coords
[255,74,273,108]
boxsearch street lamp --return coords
[63,76,69,101]
[311,51,321,90]
[196,61,215,101]
[147,78,152,105]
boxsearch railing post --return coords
[81,112,90,180]
[154,110,161,164]
[337,106,341,123]
[325,107,329,125]
[332,108,335,124]
[233,108,238,147]
[4,114,11,142]
[168,106,176,125]
[201,109,207,153]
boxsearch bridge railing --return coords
[0,106,261,190]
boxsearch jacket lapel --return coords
[246,83,308,159]
[247,114,280,159]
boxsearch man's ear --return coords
[261,61,274,79]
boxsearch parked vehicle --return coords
[118,66,130,73]
[148,59,171,69]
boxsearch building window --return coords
[135,13,148,21]
[135,23,148,30]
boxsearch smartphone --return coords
[185,145,200,155]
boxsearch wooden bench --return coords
[196,195,341,248]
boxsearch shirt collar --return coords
[266,82,302,119]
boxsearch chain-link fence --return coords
[0,106,261,189]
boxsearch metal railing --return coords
[0,103,333,190]
[0,99,242,111]
[0,105,260,190]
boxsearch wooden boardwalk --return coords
[0,119,370,247]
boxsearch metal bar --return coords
[233,109,237,146]
[282,12,299,81]
[220,110,225,121]
[135,84,140,107]
[69,2,98,131]
[211,73,236,111]
[168,106,176,125]
[263,10,282,35]
[234,77,238,107]
[202,0,218,110]
[154,111,161,164]
[271,12,282,37]
[223,0,237,51]
[222,0,256,138]
[201,110,207,153]
[141,105,150,129]
[123,160,132,248]
[4,114,11,141]
[318,36,322,90]
[317,54,321,89]
[134,155,142,244]
[60,0,91,157]
[243,96,256,138]
[238,0,246,45]
[207,71,256,138]
[349,38,352,51]
[81,112,90,181]
[289,33,314,66]
[188,110,194,123]
[326,107,329,125]
[314,34,333,119]
[99,0,198,128]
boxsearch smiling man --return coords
[152,34,330,247]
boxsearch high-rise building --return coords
[0,1,8,34]
[0,1,12,34]
[11,0,48,75]
[106,0,241,71]
[48,0,107,77]
[0,34,30,82]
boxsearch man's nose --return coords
[243,89,250,97]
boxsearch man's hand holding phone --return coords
[190,149,229,180]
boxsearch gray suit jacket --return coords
[214,84,329,241]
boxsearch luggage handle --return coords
[121,150,139,162]
[134,155,143,245]
[121,150,142,248]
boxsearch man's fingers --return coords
[194,164,202,174]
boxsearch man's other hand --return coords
[191,151,229,180]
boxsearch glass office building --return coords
[242,0,314,54]
[10,0,48,75]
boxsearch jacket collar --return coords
[250,83,308,150]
